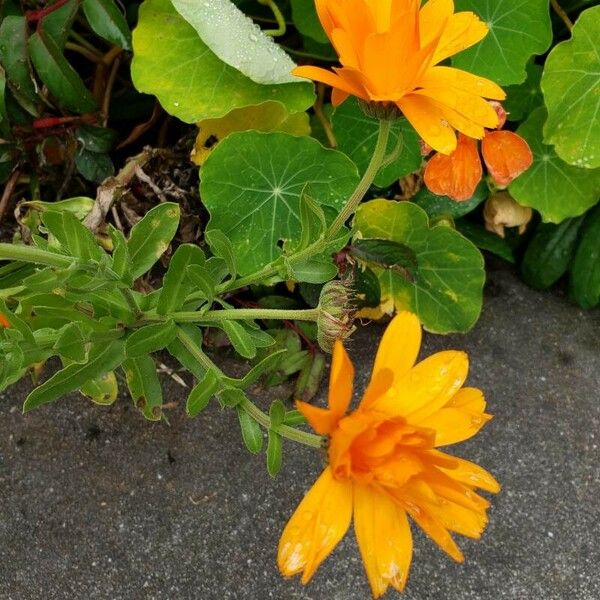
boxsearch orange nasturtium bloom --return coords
[0,313,10,328]
[292,0,506,154]
[278,312,499,597]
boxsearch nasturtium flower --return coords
[278,312,499,597]
[424,102,533,201]
[293,0,506,154]
[0,313,10,328]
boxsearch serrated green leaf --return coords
[509,107,600,223]
[520,218,584,289]
[453,0,552,86]
[354,200,485,333]
[205,229,236,279]
[236,406,263,454]
[569,204,600,309]
[266,428,282,477]
[186,369,219,417]
[0,16,40,116]
[123,355,163,420]
[331,98,422,187]
[125,320,177,358]
[82,0,132,50]
[23,339,125,412]
[157,244,206,315]
[201,131,359,275]
[131,0,314,123]
[28,30,96,113]
[127,202,180,279]
[542,6,600,169]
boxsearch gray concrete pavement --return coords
[1,262,599,599]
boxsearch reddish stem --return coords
[26,0,71,23]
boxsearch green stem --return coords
[0,243,74,268]
[120,288,141,318]
[257,0,286,36]
[215,119,392,294]
[163,307,319,324]
[175,328,324,449]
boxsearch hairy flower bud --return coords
[316,281,356,353]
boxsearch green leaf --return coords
[269,400,286,428]
[172,0,297,84]
[331,98,422,187]
[53,323,87,362]
[186,264,216,302]
[350,238,418,278]
[219,387,246,407]
[509,107,600,223]
[354,200,485,333]
[230,349,286,389]
[413,182,488,219]
[108,225,132,284]
[220,319,256,359]
[157,244,206,315]
[20,197,95,220]
[127,202,180,279]
[75,125,117,153]
[0,298,34,343]
[81,0,132,50]
[28,30,97,113]
[125,320,177,358]
[287,257,338,284]
[542,6,600,169]
[167,325,207,380]
[23,340,125,412]
[201,131,359,275]
[80,371,118,405]
[0,16,39,116]
[205,229,236,279]
[456,221,515,264]
[453,0,552,86]
[42,210,103,261]
[123,355,164,420]
[353,265,381,309]
[266,429,282,477]
[520,218,584,289]
[296,186,327,252]
[569,204,600,309]
[131,0,314,123]
[75,148,114,183]
[41,0,79,49]
[186,369,219,417]
[236,406,263,454]
[290,0,327,43]
[504,62,544,122]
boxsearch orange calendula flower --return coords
[0,313,10,328]
[424,101,533,201]
[292,0,506,154]
[278,312,499,597]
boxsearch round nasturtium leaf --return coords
[171,0,298,85]
[509,107,600,224]
[200,131,360,276]
[453,0,552,86]
[542,6,600,169]
[131,0,314,123]
[331,97,422,188]
[354,200,485,334]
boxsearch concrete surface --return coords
[1,261,599,600]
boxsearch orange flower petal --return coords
[416,388,492,447]
[295,401,338,436]
[372,350,469,420]
[329,339,354,415]
[0,313,10,328]
[424,134,483,201]
[433,11,489,64]
[397,94,457,154]
[292,65,366,100]
[482,130,534,187]
[420,66,506,101]
[353,484,413,597]
[419,0,454,49]
[278,466,353,583]
[433,450,501,494]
